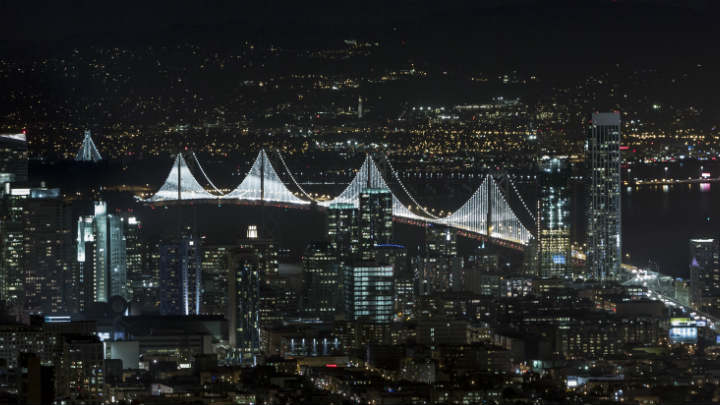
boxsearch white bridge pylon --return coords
[148,153,221,201]
[222,149,310,205]
[146,150,533,245]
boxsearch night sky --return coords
[1,0,719,68]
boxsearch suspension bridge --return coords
[144,150,536,247]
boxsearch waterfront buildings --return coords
[689,238,720,316]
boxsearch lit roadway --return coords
[621,263,720,331]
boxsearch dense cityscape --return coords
[1,1,720,404]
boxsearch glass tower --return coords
[327,202,359,263]
[345,264,394,323]
[538,156,571,279]
[359,188,393,260]
[302,241,340,321]
[689,238,720,316]
[158,235,201,315]
[227,245,260,363]
[586,112,621,281]
[76,201,128,306]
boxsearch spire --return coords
[75,130,102,162]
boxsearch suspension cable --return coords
[191,152,224,195]
[275,149,316,202]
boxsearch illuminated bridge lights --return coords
[146,150,534,245]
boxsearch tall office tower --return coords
[586,111,622,281]
[76,201,128,307]
[302,242,340,321]
[227,245,261,363]
[345,264,394,323]
[200,245,230,315]
[0,184,29,311]
[76,215,95,311]
[158,235,201,315]
[237,225,278,285]
[133,239,161,311]
[327,202,359,263]
[359,188,393,260]
[358,96,363,119]
[394,272,415,321]
[0,133,28,184]
[420,225,462,294]
[538,156,571,279]
[25,187,73,314]
[123,215,143,301]
[689,238,720,316]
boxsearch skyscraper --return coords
[24,187,73,314]
[419,225,462,293]
[327,202,359,263]
[538,156,571,279]
[158,235,201,315]
[345,264,394,323]
[0,184,29,312]
[586,112,621,281]
[0,133,28,184]
[123,215,143,302]
[302,241,340,321]
[359,188,393,260]
[200,245,230,315]
[227,245,260,363]
[76,201,128,307]
[689,238,720,316]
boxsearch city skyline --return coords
[1,2,720,404]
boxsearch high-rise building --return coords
[538,156,571,279]
[76,201,128,307]
[327,202,359,263]
[24,187,73,314]
[419,225,462,294]
[302,241,340,321]
[0,184,29,312]
[200,245,230,315]
[689,238,720,316]
[0,133,28,184]
[586,112,621,281]
[345,263,394,323]
[158,235,201,315]
[359,188,393,260]
[133,239,161,311]
[123,215,143,302]
[237,225,278,284]
[227,245,261,363]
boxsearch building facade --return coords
[76,201,129,308]
[538,156,571,279]
[158,235,202,315]
[359,188,393,260]
[586,112,622,281]
[345,264,394,323]
[689,238,720,316]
